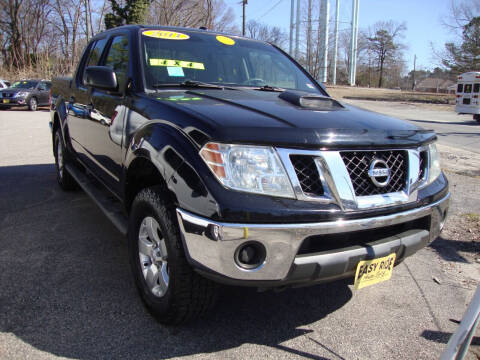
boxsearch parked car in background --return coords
[0,79,11,89]
[0,79,51,111]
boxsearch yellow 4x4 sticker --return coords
[149,58,205,70]
[142,30,190,40]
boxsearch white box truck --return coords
[455,71,480,122]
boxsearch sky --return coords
[225,0,459,71]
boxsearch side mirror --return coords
[85,66,118,91]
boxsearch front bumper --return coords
[176,192,450,286]
[0,98,26,106]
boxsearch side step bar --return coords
[65,164,128,237]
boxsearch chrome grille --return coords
[290,155,324,197]
[340,150,407,196]
[419,150,428,182]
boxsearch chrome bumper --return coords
[176,192,450,283]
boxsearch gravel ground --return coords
[0,107,478,360]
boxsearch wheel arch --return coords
[124,155,178,214]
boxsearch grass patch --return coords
[465,213,480,223]
[327,86,455,105]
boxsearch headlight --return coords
[427,143,441,184]
[200,142,295,198]
[15,92,28,97]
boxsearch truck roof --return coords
[92,24,260,44]
[457,72,480,81]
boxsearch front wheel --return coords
[474,114,480,123]
[128,186,217,325]
[28,97,37,111]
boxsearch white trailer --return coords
[455,72,480,122]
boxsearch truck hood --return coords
[149,89,435,149]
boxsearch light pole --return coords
[242,0,248,36]
[332,0,340,85]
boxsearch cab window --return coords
[103,35,129,91]
[457,84,463,93]
[464,84,472,93]
[474,84,480,93]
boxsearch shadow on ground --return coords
[429,236,480,263]
[421,329,480,346]
[0,164,353,360]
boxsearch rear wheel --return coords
[474,114,480,122]
[28,97,37,111]
[128,186,217,325]
[54,129,77,190]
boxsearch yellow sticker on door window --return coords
[142,30,190,40]
[149,58,205,70]
[216,35,235,46]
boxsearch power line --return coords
[254,0,285,21]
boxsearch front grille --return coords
[1,93,14,98]
[340,150,407,196]
[290,155,324,197]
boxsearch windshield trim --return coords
[138,28,328,97]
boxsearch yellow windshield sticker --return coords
[149,58,205,70]
[216,35,235,46]
[142,30,190,40]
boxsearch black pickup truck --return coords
[50,25,450,324]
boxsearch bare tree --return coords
[442,0,480,35]
[246,20,287,49]
[367,21,407,87]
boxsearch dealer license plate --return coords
[354,253,396,290]
[3,99,9,104]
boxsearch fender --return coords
[123,121,219,218]
[51,95,69,148]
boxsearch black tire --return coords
[474,114,480,122]
[128,186,218,325]
[28,97,38,111]
[54,129,77,190]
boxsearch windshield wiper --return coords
[253,85,285,92]
[152,80,224,89]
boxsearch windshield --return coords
[141,30,322,94]
[11,81,38,89]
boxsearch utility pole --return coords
[242,0,248,36]
[307,0,312,72]
[85,0,91,41]
[412,54,417,91]
[295,0,301,60]
[349,0,360,86]
[332,0,340,85]
[289,0,295,55]
[319,0,329,83]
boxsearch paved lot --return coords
[0,106,479,360]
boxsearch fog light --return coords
[234,242,266,270]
